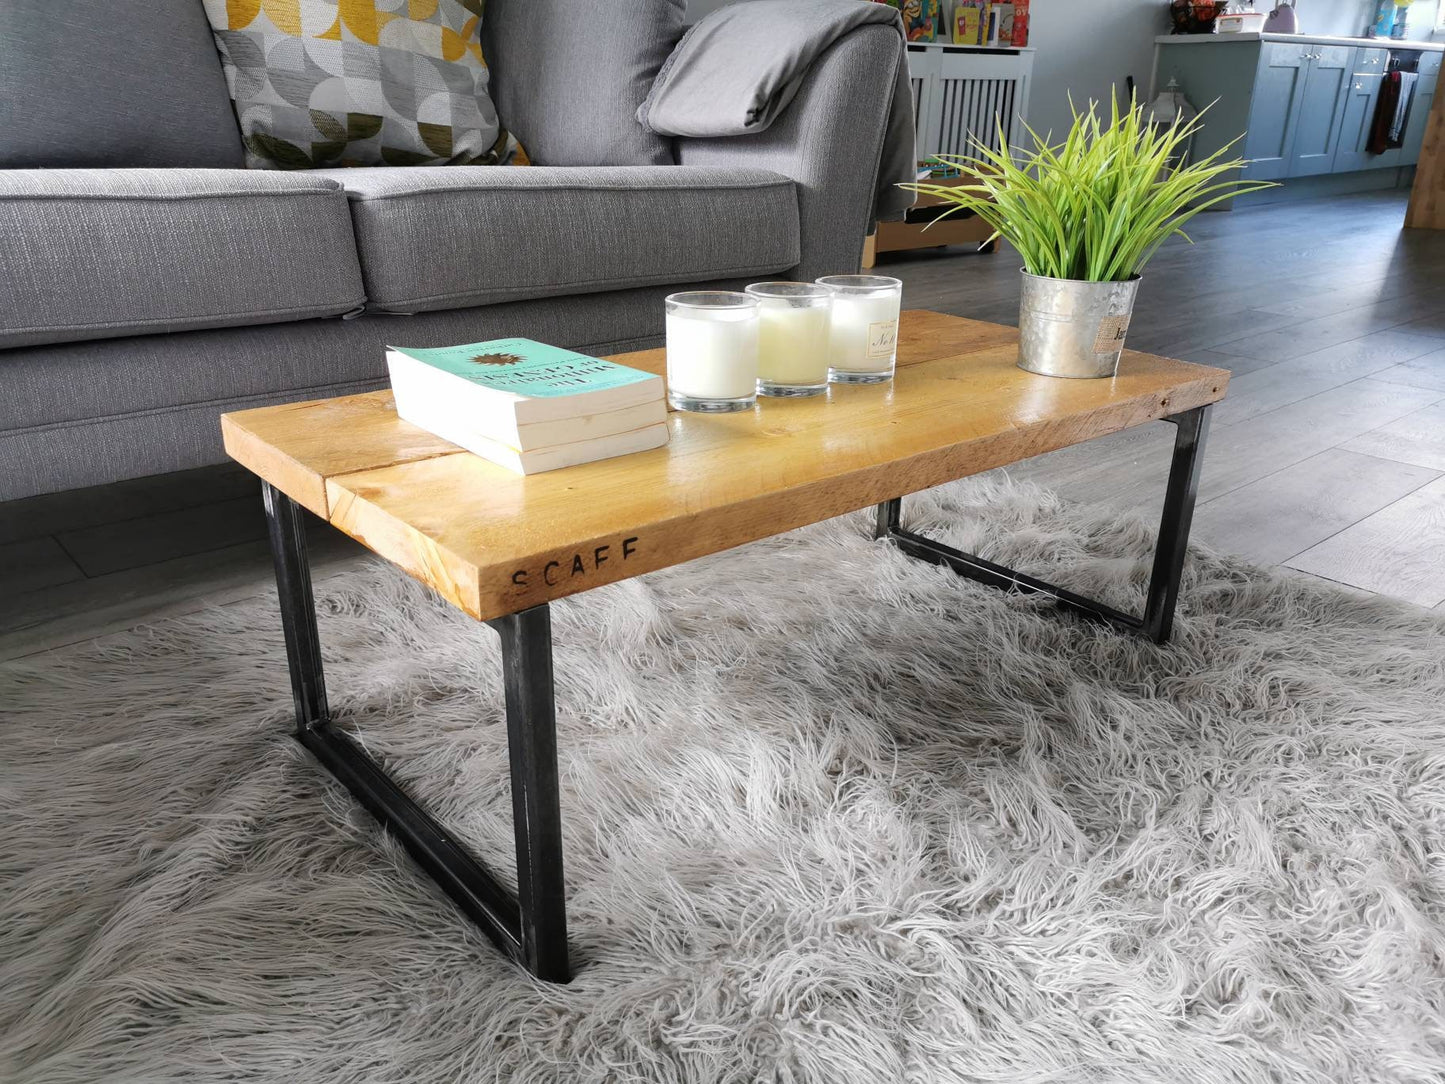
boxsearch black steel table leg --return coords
[262,482,571,982]
[1142,405,1210,643]
[875,405,1211,645]
[874,497,902,540]
[489,606,569,982]
[264,482,328,729]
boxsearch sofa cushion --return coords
[481,0,686,166]
[0,169,367,350]
[317,165,799,314]
[0,0,244,169]
[200,0,513,170]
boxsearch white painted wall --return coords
[1024,0,1169,142]
[1299,0,1439,40]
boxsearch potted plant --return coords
[904,95,1272,378]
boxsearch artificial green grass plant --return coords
[906,95,1275,282]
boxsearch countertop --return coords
[1156,32,1445,52]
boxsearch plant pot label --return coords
[1093,315,1131,355]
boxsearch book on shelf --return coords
[872,0,938,41]
[386,337,669,475]
[953,2,982,45]
[1011,0,1029,46]
[951,0,1026,46]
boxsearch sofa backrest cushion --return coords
[0,0,245,168]
[481,0,685,166]
[200,0,513,170]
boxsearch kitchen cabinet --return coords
[1334,70,1385,172]
[1288,45,1352,176]
[1154,35,1444,188]
[1400,56,1441,162]
[1244,44,1308,180]
[1334,49,1440,172]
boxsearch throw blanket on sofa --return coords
[637,0,916,222]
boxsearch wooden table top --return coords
[222,310,1229,622]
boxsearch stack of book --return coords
[386,337,668,475]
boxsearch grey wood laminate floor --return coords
[3,189,1444,661]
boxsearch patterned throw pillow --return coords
[202,0,515,169]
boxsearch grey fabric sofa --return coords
[0,0,905,501]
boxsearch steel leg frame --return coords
[262,482,570,982]
[875,405,1211,645]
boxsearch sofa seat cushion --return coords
[315,165,799,314]
[0,169,366,349]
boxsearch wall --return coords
[1300,0,1439,40]
[1025,0,1170,142]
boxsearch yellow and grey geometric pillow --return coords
[202,0,516,169]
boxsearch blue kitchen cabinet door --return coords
[1289,46,1354,176]
[1401,54,1442,166]
[1244,43,1309,180]
[1333,70,1386,172]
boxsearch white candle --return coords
[817,276,903,384]
[758,305,830,384]
[745,281,833,395]
[828,293,900,373]
[664,292,759,411]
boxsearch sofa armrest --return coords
[668,23,908,281]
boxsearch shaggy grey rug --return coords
[3,477,1445,1083]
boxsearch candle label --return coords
[867,319,899,359]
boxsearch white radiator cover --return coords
[907,44,1036,159]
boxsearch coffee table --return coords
[221,310,1228,983]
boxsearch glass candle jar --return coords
[664,291,759,412]
[743,282,833,397]
[817,275,903,385]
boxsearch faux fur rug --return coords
[4,477,1445,1083]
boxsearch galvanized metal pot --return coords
[1017,271,1140,379]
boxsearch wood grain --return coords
[1407,84,1445,229]
[221,392,462,517]
[871,175,996,261]
[1198,378,1443,502]
[871,216,995,259]
[223,311,1228,622]
[1341,401,1445,470]
[1191,448,1441,565]
[1373,348,1445,393]
[1207,330,1442,427]
[1286,475,1445,606]
[0,537,84,597]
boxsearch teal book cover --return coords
[389,338,656,399]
